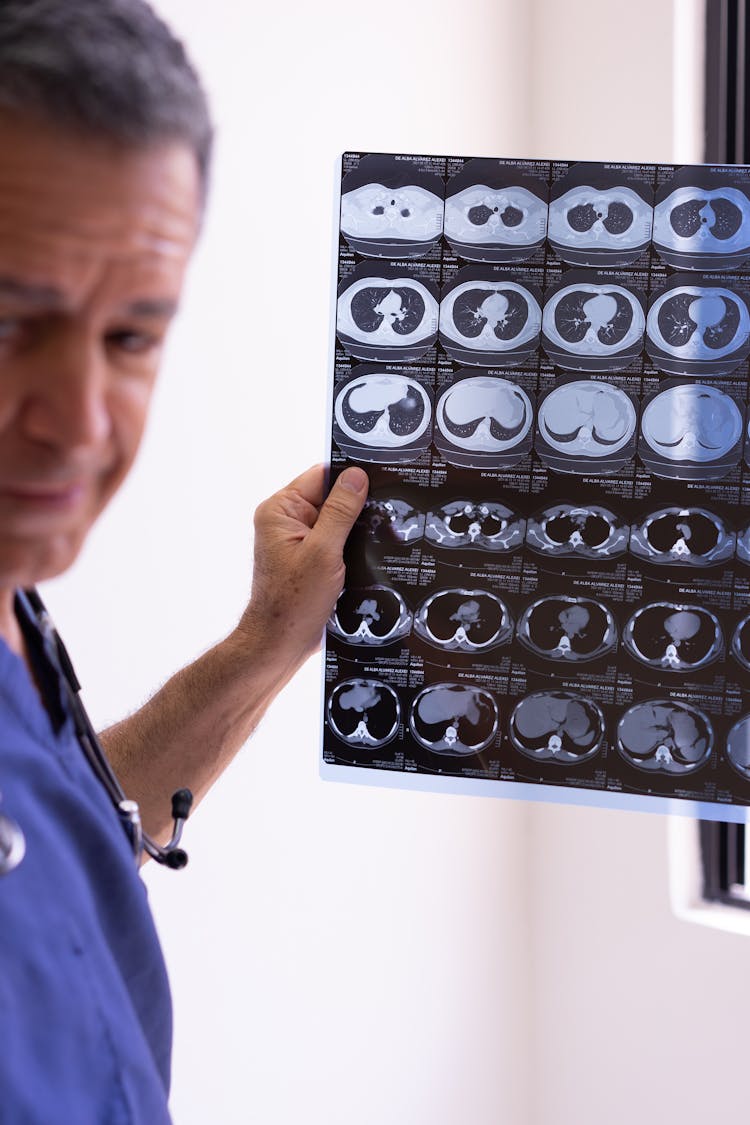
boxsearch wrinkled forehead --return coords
[0,113,201,302]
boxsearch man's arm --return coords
[100,464,368,842]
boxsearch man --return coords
[0,1,367,1120]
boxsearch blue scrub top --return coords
[0,600,173,1124]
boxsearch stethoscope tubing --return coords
[7,589,192,871]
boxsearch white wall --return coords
[44,2,537,1123]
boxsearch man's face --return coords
[0,112,201,588]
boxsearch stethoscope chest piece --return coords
[0,797,26,876]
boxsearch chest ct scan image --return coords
[542,281,645,370]
[435,376,532,466]
[639,383,743,476]
[516,595,617,662]
[617,700,714,775]
[509,692,606,764]
[525,503,629,559]
[629,507,735,566]
[352,497,425,546]
[340,182,444,258]
[646,283,750,376]
[443,183,548,262]
[327,152,750,820]
[439,279,541,365]
[334,372,432,461]
[537,380,636,470]
[726,715,750,779]
[327,678,401,750]
[623,603,723,672]
[653,185,750,269]
[424,500,525,552]
[336,274,439,362]
[409,683,499,756]
[548,185,653,266]
[328,585,412,647]
[413,589,513,654]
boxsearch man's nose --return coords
[20,327,112,452]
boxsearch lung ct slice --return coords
[337,267,439,362]
[339,154,444,259]
[439,275,542,366]
[548,177,653,266]
[542,277,645,371]
[434,375,533,470]
[653,182,750,270]
[333,371,433,464]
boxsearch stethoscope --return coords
[0,588,193,876]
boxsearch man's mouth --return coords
[0,481,87,508]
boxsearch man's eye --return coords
[0,319,21,340]
[106,329,161,356]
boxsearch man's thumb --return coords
[313,466,369,551]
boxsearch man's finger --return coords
[285,463,327,508]
[309,466,369,555]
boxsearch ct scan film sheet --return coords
[321,150,750,822]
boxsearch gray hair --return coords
[0,0,213,197]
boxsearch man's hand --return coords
[101,463,368,842]
[239,463,369,664]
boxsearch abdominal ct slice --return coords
[409,683,498,755]
[327,678,401,749]
[538,382,635,454]
[639,384,743,479]
[617,700,713,774]
[434,376,533,468]
[509,692,605,764]
[730,613,750,672]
